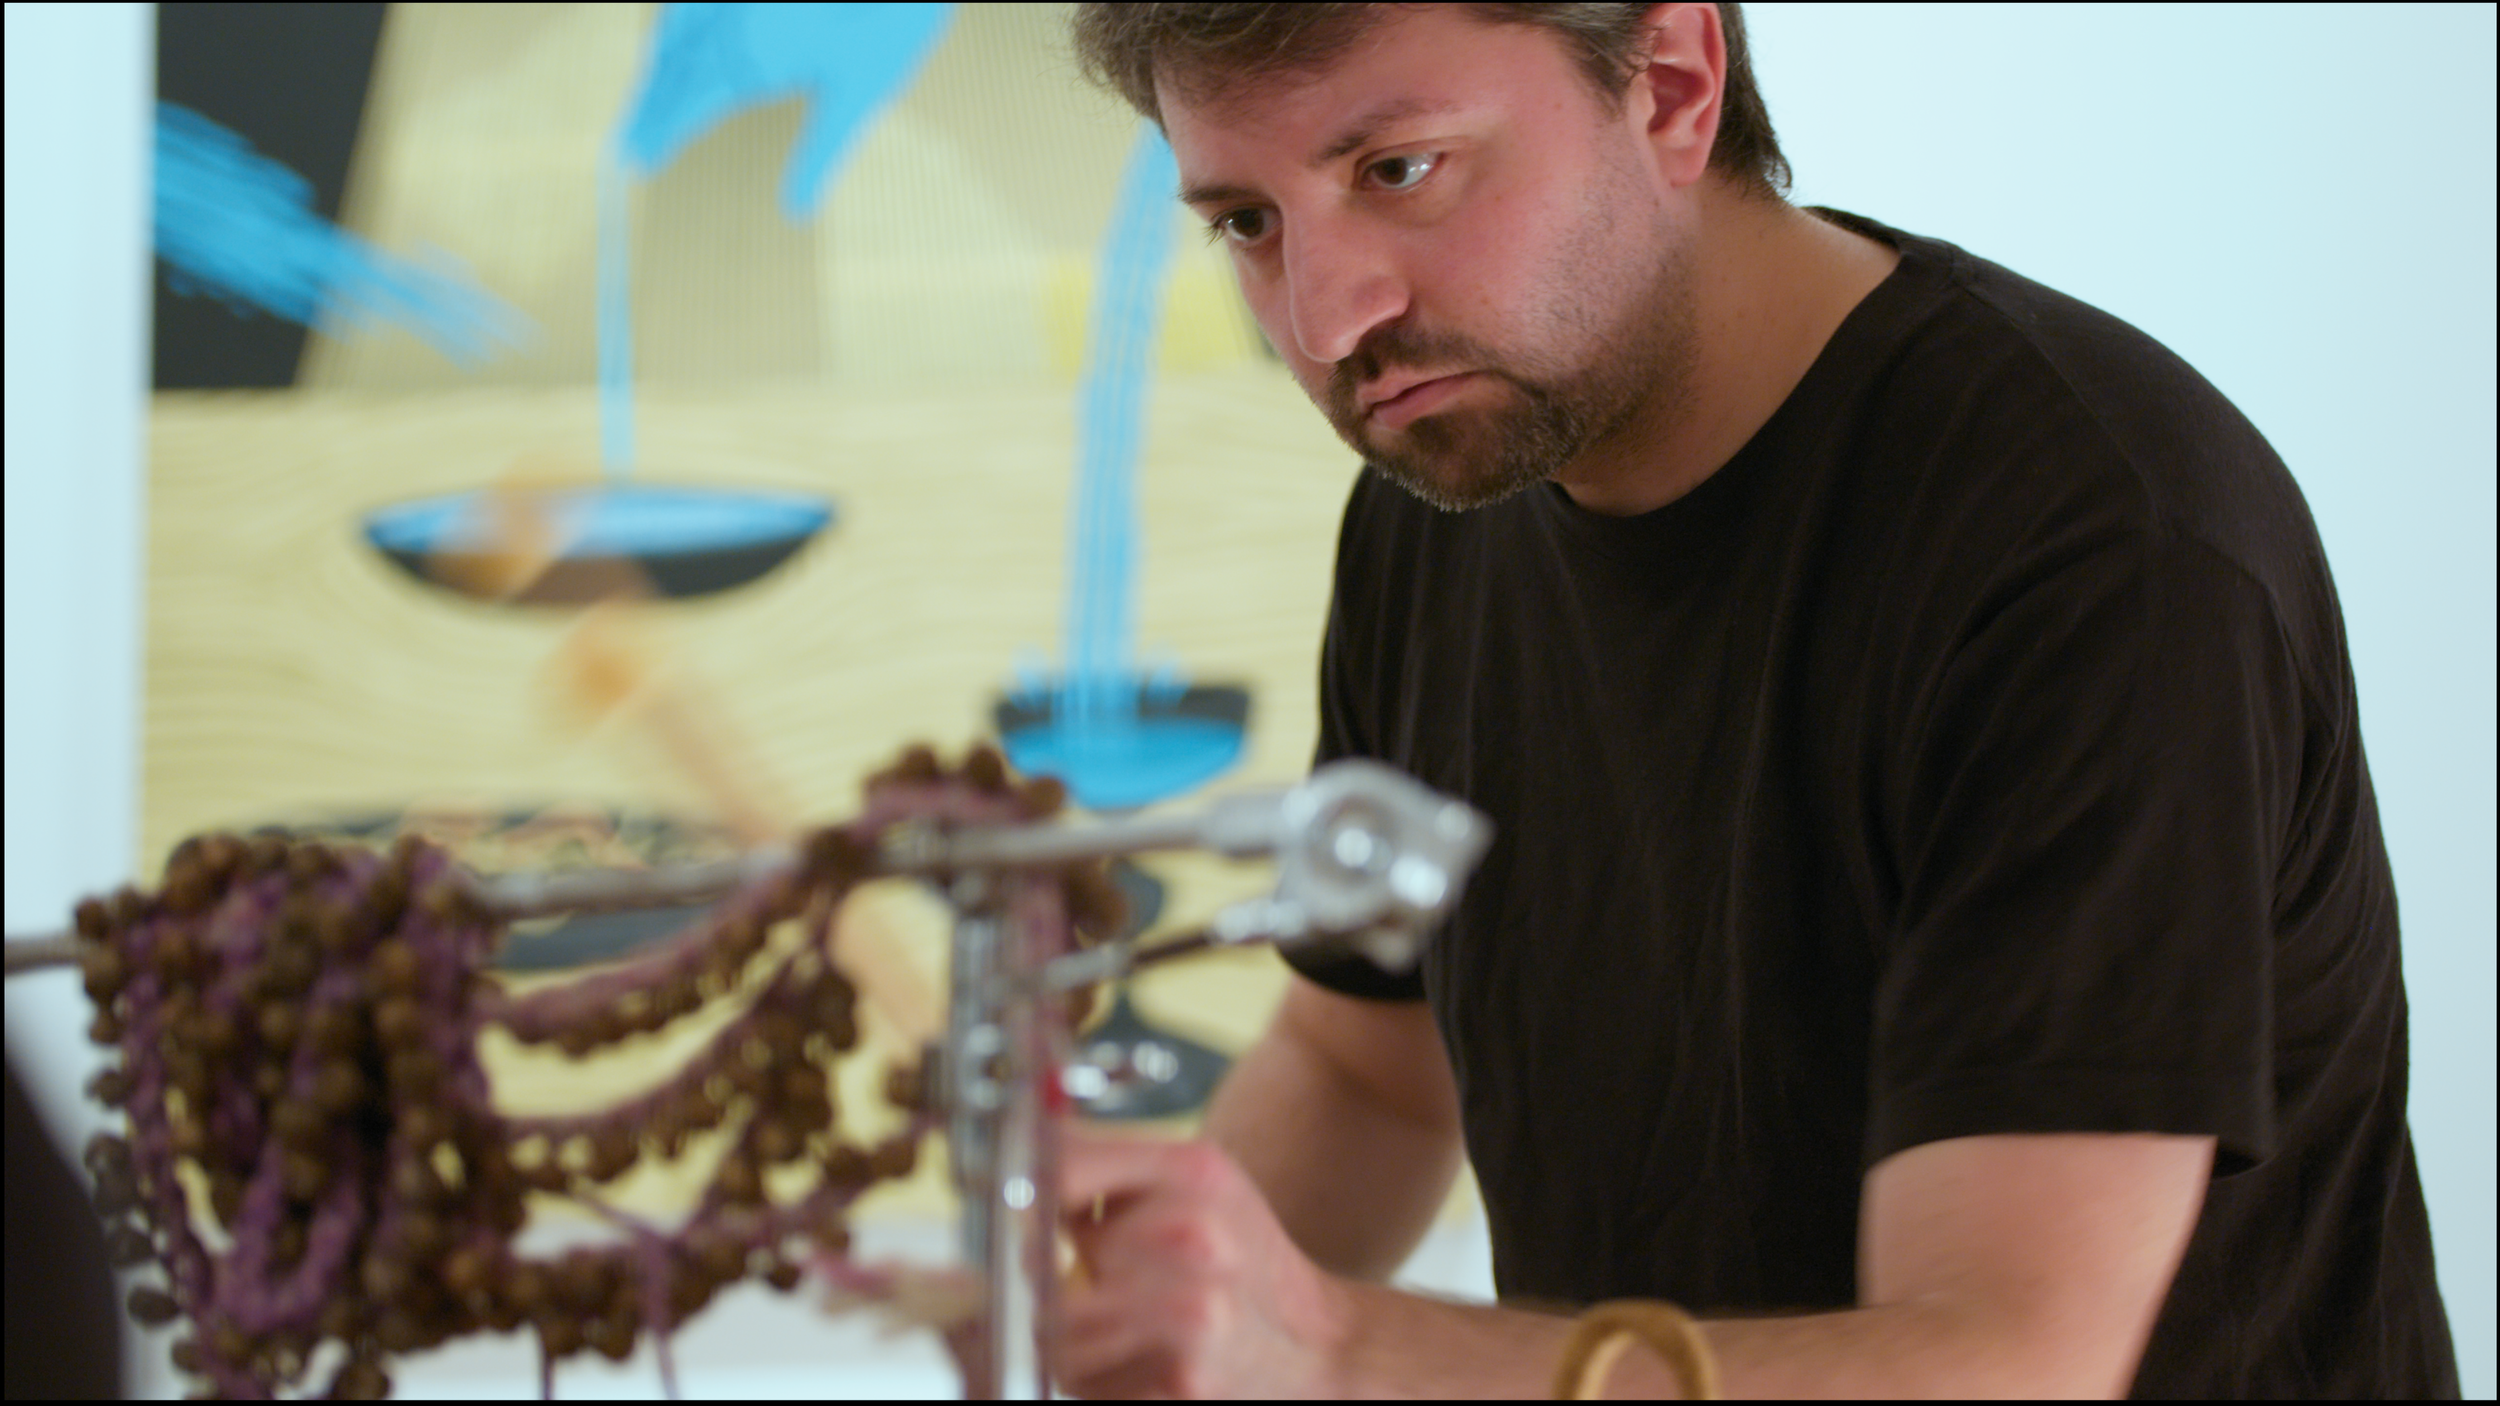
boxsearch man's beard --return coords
[1314,215,1696,513]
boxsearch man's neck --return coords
[1551,193,1900,517]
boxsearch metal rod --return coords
[1029,927,1225,997]
[2,787,1301,983]
[4,936,80,976]
[0,848,1238,983]
[945,891,1009,1399]
[3,850,802,976]
[468,846,795,916]
[942,872,1058,1400]
[926,810,1207,869]
[995,905,1056,1403]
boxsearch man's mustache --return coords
[1326,324,1515,415]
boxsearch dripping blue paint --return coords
[598,2,954,477]
[998,127,1250,813]
[615,1,953,220]
[153,102,528,364]
[363,4,941,600]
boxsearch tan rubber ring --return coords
[1552,1300,1721,1399]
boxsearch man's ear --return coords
[1629,2,1728,189]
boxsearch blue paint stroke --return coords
[599,3,953,476]
[999,127,1247,811]
[615,2,953,221]
[1063,127,1180,728]
[597,146,636,477]
[152,102,528,365]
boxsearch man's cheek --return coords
[1282,355,1338,413]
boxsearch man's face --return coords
[1163,5,1696,511]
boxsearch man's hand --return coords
[1055,1127,1353,1399]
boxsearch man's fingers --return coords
[1057,1286,1149,1363]
[1061,1352,1190,1403]
[1062,1183,1208,1292]
[1058,1125,1233,1210]
[1056,1125,1185,1208]
[1044,1130,1297,1397]
[1056,1284,1202,1400]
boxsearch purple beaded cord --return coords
[71,745,1120,1399]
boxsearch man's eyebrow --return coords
[1177,96,1464,209]
[1312,96,1458,164]
[1179,179,1261,210]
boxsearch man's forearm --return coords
[1201,1018,1463,1281]
[1324,1279,2115,1399]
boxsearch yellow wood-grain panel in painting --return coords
[145,366,1362,1219]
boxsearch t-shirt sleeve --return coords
[1869,527,2301,1176]
[1280,474,1429,1003]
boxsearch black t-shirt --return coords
[1288,211,2457,1398]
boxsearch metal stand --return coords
[944,874,1063,1400]
[0,759,1488,1402]
[926,760,1489,1399]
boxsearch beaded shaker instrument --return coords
[33,741,1489,1399]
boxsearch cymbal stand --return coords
[909,759,1489,1399]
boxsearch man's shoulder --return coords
[1836,214,2330,620]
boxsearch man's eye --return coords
[1209,208,1271,246]
[1364,152,1440,192]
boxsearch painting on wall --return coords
[144,0,1359,1231]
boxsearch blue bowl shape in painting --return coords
[994,683,1251,813]
[363,485,834,605]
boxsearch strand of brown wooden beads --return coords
[72,743,1123,1399]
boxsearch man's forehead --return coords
[1160,8,1540,198]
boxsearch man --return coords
[1049,3,2457,1397]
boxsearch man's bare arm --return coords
[1054,1126,2213,1397]
[1327,1130,2216,1398]
[1199,975,1464,1282]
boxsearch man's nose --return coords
[1282,221,1407,367]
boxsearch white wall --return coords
[2,0,151,1152]
[3,0,157,1394]
[1747,3,2498,1393]
[4,2,2491,1397]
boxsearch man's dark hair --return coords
[1070,3,1792,200]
